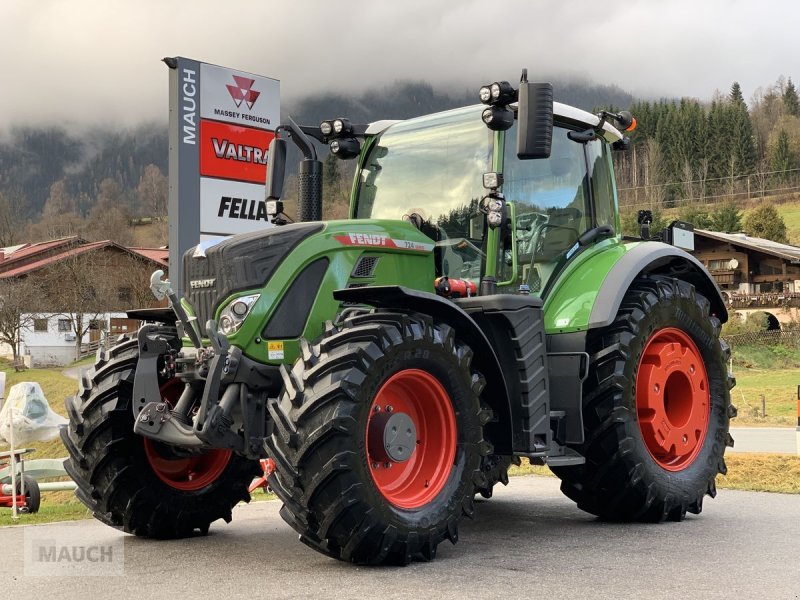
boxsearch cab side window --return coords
[587,139,617,230]
[502,125,591,292]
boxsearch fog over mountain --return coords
[1,0,796,129]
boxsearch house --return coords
[0,237,168,366]
[692,229,800,328]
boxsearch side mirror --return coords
[517,82,553,160]
[265,137,287,200]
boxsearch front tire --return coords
[551,276,736,522]
[266,311,490,565]
[62,336,260,538]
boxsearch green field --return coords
[770,200,800,245]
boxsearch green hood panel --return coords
[219,219,436,364]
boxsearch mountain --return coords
[0,79,637,218]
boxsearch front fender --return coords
[332,285,515,455]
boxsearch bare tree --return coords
[0,188,27,247]
[84,199,134,245]
[136,164,168,218]
[681,160,696,202]
[38,248,115,359]
[0,278,43,367]
[697,157,710,203]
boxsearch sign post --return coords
[165,57,280,297]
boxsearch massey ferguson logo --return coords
[190,278,216,289]
[226,75,260,110]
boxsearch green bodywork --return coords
[189,219,436,365]
[185,103,642,359]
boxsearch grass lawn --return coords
[510,453,800,494]
[728,342,800,426]
[756,199,800,245]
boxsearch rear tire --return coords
[551,276,736,522]
[266,311,490,565]
[61,336,260,538]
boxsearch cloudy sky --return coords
[0,0,795,129]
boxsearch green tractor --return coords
[63,73,735,565]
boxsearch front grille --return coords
[183,223,323,335]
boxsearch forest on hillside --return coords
[0,76,797,247]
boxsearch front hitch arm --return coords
[150,270,202,348]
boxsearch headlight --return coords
[320,121,333,136]
[218,294,260,336]
[479,85,492,104]
[333,119,344,134]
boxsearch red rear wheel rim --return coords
[143,379,232,491]
[636,327,710,471]
[366,369,457,509]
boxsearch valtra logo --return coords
[226,75,261,110]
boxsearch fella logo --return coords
[226,76,261,110]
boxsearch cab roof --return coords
[365,103,624,143]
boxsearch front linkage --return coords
[132,272,274,460]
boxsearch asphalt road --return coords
[730,426,799,454]
[3,476,799,599]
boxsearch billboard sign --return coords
[166,57,280,295]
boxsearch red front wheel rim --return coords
[143,379,232,491]
[366,369,457,509]
[636,327,710,471]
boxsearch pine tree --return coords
[784,77,800,117]
[730,81,745,107]
[707,101,734,182]
[769,129,793,182]
[732,105,757,175]
[743,203,788,243]
[709,201,742,232]
[677,203,712,228]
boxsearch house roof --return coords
[694,229,800,263]
[129,247,169,267]
[0,239,169,279]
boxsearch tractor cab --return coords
[349,99,627,299]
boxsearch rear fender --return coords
[544,240,727,334]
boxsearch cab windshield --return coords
[355,106,492,280]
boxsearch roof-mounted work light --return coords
[479,81,517,106]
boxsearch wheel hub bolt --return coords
[372,462,379,469]
[386,406,393,413]
[384,462,391,469]
[654,384,660,393]
[682,434,688,444]
[689,365,695,374]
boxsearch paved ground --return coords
[3,476,798,599]
[730,426,799,454]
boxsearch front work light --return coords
[330,137,361,160]
[482,106,514,131]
